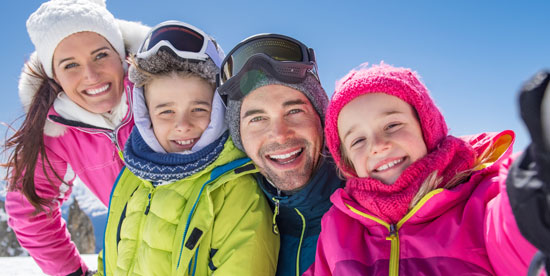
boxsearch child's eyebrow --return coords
[342,125,358,144]
[153,100,212,110]
[341,110,404,142]
[193,100,211,106]
[154,102,174,109]
[383,110,403,116]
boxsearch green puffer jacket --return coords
[98,140,279,276]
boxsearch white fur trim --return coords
[44,120,68,137]
[116,19,150,56]
[18,52,69,137]
[54,92,126,130]
[18,52,42,113]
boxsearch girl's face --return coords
[337,93,427,184]
[145,74,214,153]
[53,31,124,114]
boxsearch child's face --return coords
[145,74,214,153]
[337,93,427,184]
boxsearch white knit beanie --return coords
[26,0,125,78]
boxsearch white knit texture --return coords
[26,0,125,78]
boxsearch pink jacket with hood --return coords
[305,131,537,275]
[5,20,149,276]
[305,64,538,276]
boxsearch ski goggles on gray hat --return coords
[137,20,222,67]
[217,34,319,101]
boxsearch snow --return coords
[0,179,103,273]
[1,177,109,255]
[0,203,7,221]
[61,178,109,253]
[0,254,98,275]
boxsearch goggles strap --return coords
[205,40,222,68]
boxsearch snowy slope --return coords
[0,254,98,275]
[61,178,108,253]
[0,177,108,254]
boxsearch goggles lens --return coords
[144,25,204,54]
[221,37,307,83]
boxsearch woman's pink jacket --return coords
[5,79,134,276]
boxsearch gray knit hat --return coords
[26,0,125,78]
[226,72,328,151]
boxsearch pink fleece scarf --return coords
[344,135,476,224]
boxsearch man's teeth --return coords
[376,158,404,172]
[176,139,194,145]
[86,84,109,95]
[269,149,302,160]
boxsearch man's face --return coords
[239,85,323,192]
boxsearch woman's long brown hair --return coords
[4,59,65,214]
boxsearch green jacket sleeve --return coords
[96,250,104,276]
[209,175,279,275]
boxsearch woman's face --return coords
[52,31,124,114]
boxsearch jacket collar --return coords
[331,130,516,227]
[45,78,133,136]
[258,153,343,235]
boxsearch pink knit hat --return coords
[325,63,448,177]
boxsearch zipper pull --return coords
[272,197,280,235]
[108,131,125,162]
[386,224,400,275]
[144,192,152,215]
[389,224,397,238]
[109,131,122,152]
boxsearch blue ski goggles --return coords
[217,34,319,101]
[137,20,222,67]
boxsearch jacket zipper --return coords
[294,208,306,276]
[344,204,400,276]
[272,197,280,235]
[386,224,400,276]
[144,192,152,215]
[107,91,133,161]
[344,189,445,276]
[127,186,154,274]
[175,158,252,272]
[110,86,133,155]
[107,132,122,161]
[78,85,134,161]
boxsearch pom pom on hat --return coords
[26,0,125,78]
[325,62,448,176]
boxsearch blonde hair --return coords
[338,143,356,180]
[408,142,495,209]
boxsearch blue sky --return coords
[2,0,550,151]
